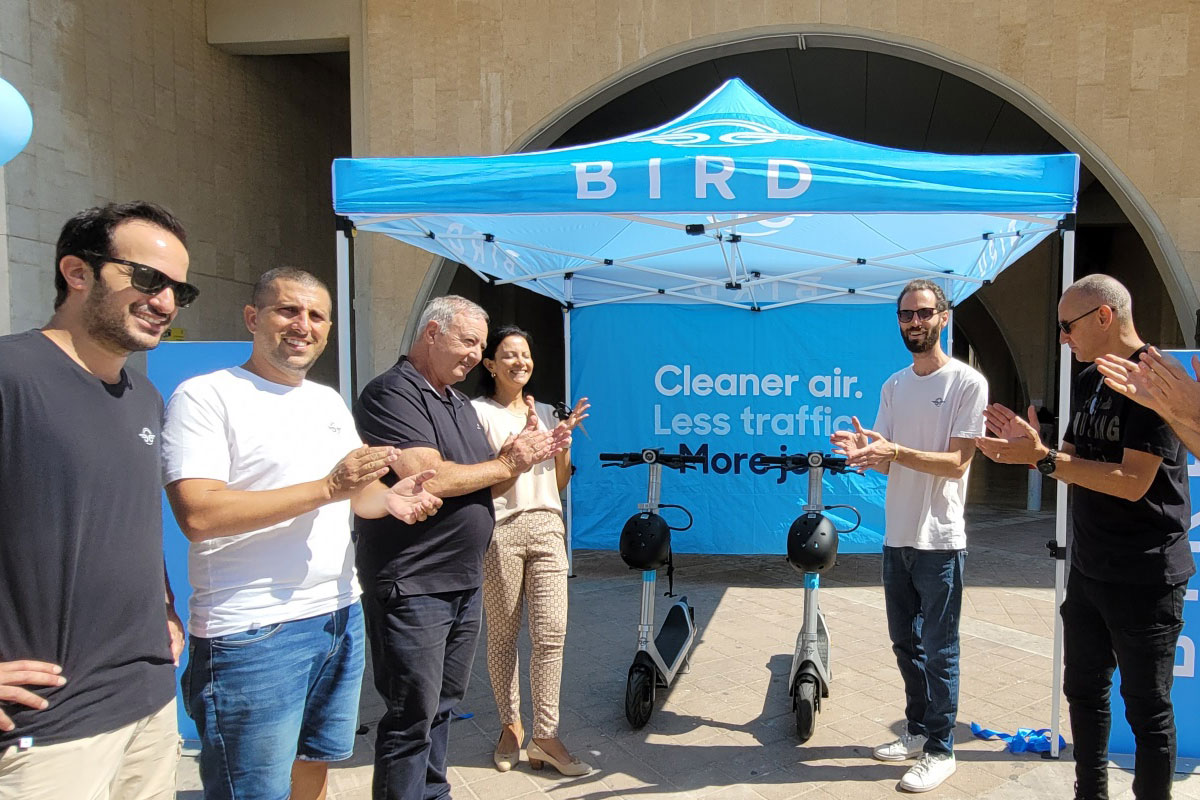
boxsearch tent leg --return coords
[336,220,354,407]
[563,306,574,577]
[1049,223,1076,759]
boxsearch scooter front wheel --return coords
[625,663,655,729]
[794,677,817,742]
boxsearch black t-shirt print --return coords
[1063,349,1195,585]
[0,331,175,747]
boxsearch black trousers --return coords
[1062,567,1186,800]
[361,584,482,800]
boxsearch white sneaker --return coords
[872,731,927,761]
[899,752,956,793]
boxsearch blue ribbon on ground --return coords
[970,722,1066,753]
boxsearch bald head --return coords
[1064,274,1132,324]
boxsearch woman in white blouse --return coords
[472,325,590,777]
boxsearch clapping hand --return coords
[830,416,895,468]
[384,469,442,524]
[975,404,1047,464]
[325,445,399,500]
[1096,346,1200,425]
[553,398,591,439]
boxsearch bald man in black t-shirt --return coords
[978,274,1193,800]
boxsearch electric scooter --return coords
[758,451,861,742]
[599,448,704,729]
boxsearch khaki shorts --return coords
[0,698,180,800]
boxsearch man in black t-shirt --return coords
[0,203,195,800]
[354,295,568,800]
[977,274,1193,800]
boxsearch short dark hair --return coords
[896,279,949,312]
[250,267,330,309]
[54,202,188,309]
[479,325,533,398]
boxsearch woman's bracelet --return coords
[891,442,899,461]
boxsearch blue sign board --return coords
[1108,350,1200,771]
[569,303,913,555]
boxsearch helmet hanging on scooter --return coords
[619,512,672,571]
[786,511,839,573]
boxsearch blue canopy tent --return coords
[332,78,1080,754]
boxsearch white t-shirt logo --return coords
[931,397,946,407]
[139,427,156,445]
[328,422,341,434]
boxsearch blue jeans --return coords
[182,603,366,800]
[882,546,966,755]
[1062,567,1186,800]
[361,585,482,800]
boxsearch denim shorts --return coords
[183,602,366,800]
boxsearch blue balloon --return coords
[0,77,33,166]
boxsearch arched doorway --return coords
[416,30,1189,505]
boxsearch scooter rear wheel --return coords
[794,677,817,742]
[625,663,655,729]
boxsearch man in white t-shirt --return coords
[831,279,987,793]
[161,268,441,800]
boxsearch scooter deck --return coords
[654,598,692,667]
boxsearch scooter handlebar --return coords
[756,452,851,471]
[598,449,706,470]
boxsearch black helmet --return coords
[619,512,671,571]
[786,512,838,573]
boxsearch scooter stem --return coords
[638,462,663,513]
[804,465,823,513]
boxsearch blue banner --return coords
[1108,350,1200,769]
[569,303,911,554]
[147,341,252,744]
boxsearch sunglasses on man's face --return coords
[1057,306,1101,335]
[85,253,200,307]
[897,307,940,323]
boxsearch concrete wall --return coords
[358,0,1200,380]
[1,0,349,381]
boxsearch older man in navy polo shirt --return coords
[354,295,568,800]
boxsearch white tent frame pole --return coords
[563,293,575,577]
[336,225,353,407]
[1050,221,1075,759]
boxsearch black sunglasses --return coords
[897,307,940,323]
[84,252,200,307]
[1058,306,1100,335]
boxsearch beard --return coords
[83,279,169,354]
[901,320,944,354]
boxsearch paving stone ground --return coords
[177,504,1200,799]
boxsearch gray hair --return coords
[416,294,488,334]
[1066,274,1132,321]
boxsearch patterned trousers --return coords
[482,509,569,739]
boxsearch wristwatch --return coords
[1036,448,1058,476]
